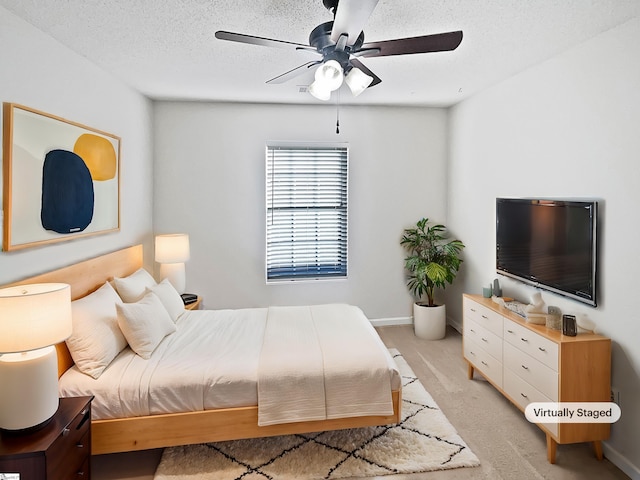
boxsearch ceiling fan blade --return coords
[349,58,381,87]
[215,31,317,53]
[266,61,322,84]
[330,0,379,46]
[359,30,463,57]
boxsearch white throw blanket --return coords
[257,304,394,426]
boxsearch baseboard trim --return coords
[370,316,413,327]
[448,317,462,334]
[603,442,640,480]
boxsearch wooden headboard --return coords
[2,244,143,377]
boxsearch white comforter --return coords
[58,305,400,424]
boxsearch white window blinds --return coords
[266,145,348,281]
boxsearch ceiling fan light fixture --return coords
[345,67,374,96]
[315,59,344,91]
[309,80,331,101]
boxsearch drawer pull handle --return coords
[521,365,529,370]
[538,347,546,352]
[507,329,514,334]
[521,337,528,342]
[481,337,488,342]
[77,471,85,477]
[62,427,70,437]
[521,393,528,398]
[470,308,477,312]
[77,442,84,448]
[77,407,91,430]
[481,361,488,366]
[470,329,476,333]
[482,315,488,319]
[469,351,476,356]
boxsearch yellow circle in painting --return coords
[73,134,117,181]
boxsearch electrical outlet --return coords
[611,388,620,405]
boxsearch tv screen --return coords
[496,198,597,306]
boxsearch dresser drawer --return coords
[464,337,503,388]
[464,297,503,337]
[47,401,91,479]
[503,319,558,371]
[504,342,558,400]
[464,317,502,361]
[503,368,558,436]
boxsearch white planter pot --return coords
[413,303,446,340]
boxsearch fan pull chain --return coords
[335,89,340,134]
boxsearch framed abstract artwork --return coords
[2,103,121,251]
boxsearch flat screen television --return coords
[496,198,598,307]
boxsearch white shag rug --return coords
[154,350,479,479]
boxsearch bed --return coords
[4,245,401,455]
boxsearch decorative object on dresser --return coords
[0,396,93,480]
[400,218,465,340]
[462,294,611,463]
[155,233,190,293]
[2,103,120,252]
[0,283,72,431]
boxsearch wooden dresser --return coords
[0,396,93,479]
[462,294,611,463]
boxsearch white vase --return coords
[413,303,446,340]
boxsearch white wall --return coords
[447,17,640,478]
[153,102,449,321]
[0,7,154,284]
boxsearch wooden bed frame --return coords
[4,245,401,455]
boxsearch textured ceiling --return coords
[2,0,640,106]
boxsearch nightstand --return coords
[185,296,202,310]
[0,396,93,480]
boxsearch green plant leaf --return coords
[400,218,465,305]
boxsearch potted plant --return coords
[400,218,465,339]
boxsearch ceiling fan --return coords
[215,0,463,101]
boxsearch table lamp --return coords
[155,233,190,293]
[0,283,72,431]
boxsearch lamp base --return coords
[159,262,186,294]
[0,415,55,435]
[0,346,60,431]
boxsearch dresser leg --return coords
[546,434,557,464]
[593,440,604,460]
[467,362,474,380]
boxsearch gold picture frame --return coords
[2,103,120,251]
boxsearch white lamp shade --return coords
[155,234,190,263]
[315,59,344,92]
[0,283,72,353]
[345,67,374,96]
[309,80,331,101]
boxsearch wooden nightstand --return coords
[185,296,202,310]
[0,396,93,480]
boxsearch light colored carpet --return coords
[153,350,479,479]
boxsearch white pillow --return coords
[66,282,127,379]
[145,279,185,322]
[116,291,176,359]
[113,268,157,303]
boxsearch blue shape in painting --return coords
[41,149,94,234]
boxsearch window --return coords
[266,144,348,281]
